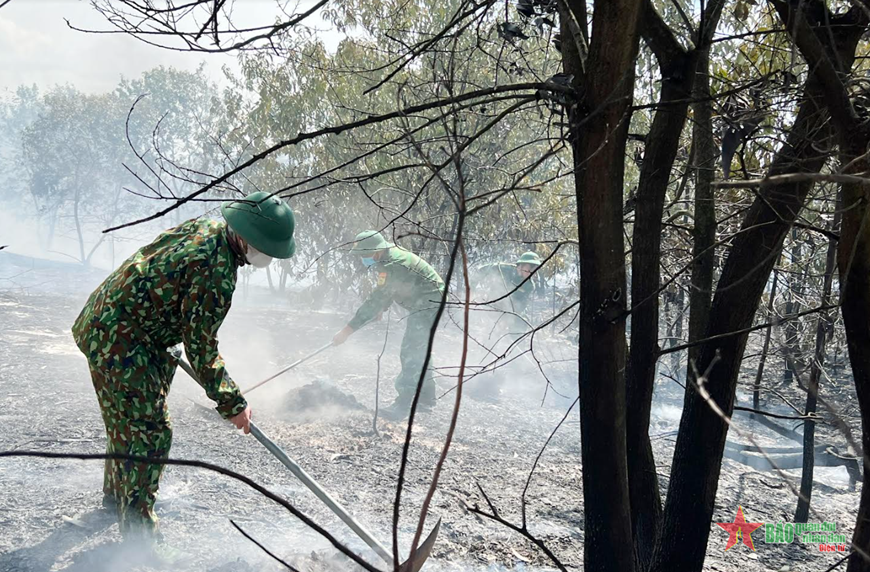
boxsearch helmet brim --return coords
[350,240,394,253]
[221,198,297,259]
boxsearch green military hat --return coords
[221,191,296,259]
[350,230,394,253]
[516,251,543,266]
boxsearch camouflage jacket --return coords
[72,218,247,418]
[348,247,445,330]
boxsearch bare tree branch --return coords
[74,0,329,54]
[103,82,572,233]
[0,450,383,572]
[230,520,301,572]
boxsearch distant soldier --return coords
[332,231,444,421]
[467,251,542,402]
[474,251,542,335]
[71,192,296,554]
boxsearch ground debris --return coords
[281,379,367,421]
[207,557,264,572]
[0,288,860,572]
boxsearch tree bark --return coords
[795,191,840,523]
[279,264,289,293]
[838,148,870,572]
[650,76,833,572]
[686,97,716,369]
[625,13,692,569]
[565,0,641,569]
[669,287,685,376]
[72,188,87,267]
[782,231,805,386]
[265,264,275,292]
[85,234,106,266]
[752,269,779,411]
[625,2,725,567]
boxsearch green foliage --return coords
[214,0,575,296]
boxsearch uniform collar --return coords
[375,247,395,265]
[224,225,247,267]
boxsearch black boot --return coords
[380,391,436,421]
[380,397,410,421]
[101,494,118,512]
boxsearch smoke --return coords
[62,538,168,572]
[0,222,593,572]
[0,201,156,277]
[430,262,578,406]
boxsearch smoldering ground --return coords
[0,239,862,572]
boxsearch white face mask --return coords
[246,245,273,268]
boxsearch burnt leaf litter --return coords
[0,257,861,572]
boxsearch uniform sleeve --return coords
[348,281,394,330]
[471,264,496,291]
[181,262,247,419]
[513,287,531,314]
[515,270,538,307]
[508,279,537,334]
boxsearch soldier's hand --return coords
[230,406,252,434]
[333,325,354,346]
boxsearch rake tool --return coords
[242,342,334,395]
[174,353,440,572]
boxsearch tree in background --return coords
[8,68,231,268]
[20,87,126,266]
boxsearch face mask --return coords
[361,257,376,267]
[246,245,273,268]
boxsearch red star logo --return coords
[716,506,763,551]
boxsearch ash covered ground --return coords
[0,254,861,572]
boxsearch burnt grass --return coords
[0,258,862,572]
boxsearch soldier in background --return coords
[333,231,445,421]
[474,251,542,335]
[468,251,543,401]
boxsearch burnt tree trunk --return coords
[72,188,87,267]
[563,0,641,569]
[279,264,289,293]
[768,3,869,567]
[686,43,717,374]
[265,264,275,292]
[838,146,870,572]
[795,190,840,522]
[625,2,725,567]
[650,78,834,572]
[625,12,691,565]
[669,287,685,376]
[782,231,806,386]
[625,9,692,568]
[753,269,779,411]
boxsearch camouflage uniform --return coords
[475,262,536,334]
[72,218,247,536]
[348,247,444,402]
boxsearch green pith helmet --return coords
[516,251,543,266]
[221,192,296,259]
[350,230,394,253]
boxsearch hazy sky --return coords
[0,0,337,95]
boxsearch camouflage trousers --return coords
[395,309,438,402]
[85,333,177,538]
